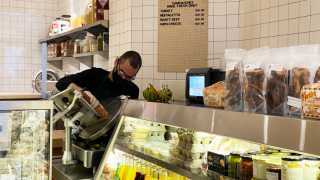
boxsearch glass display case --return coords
[95,100,320,180]
[0,100,53,180]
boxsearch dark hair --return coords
[119,51,142,69]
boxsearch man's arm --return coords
[128,83,139,99]
[56,68,96,91]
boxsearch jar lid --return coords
[230,152,241,156]
[282,157,302,161]
[62,15,71,18]
[241,154,252,160]
[289,152,302,156]
[303,157,320,161]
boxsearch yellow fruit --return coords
[143,84,159,102]
[158,85,173,103]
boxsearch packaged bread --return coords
[244,67,266,113]
[288,45,320,117]
[314,66,320,83]
[301,83,320,120]
[224,49,246,112]
[289,67,310,98]
[203,81,225,108]
[266,65,288,116]
[243,48,269,114]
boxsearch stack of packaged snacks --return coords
[170,129,212,174]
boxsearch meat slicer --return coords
[50,85,127,179]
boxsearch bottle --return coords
[97,33,104,51]
[96,0,108,21]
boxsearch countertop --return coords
[0,93,42,100]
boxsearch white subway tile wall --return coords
[239,0,320,49]
[109,0,240,100]
[0,0,58,92]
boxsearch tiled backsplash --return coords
[109,0,240,101]
[239,0,320,49]
[5,0,320,99]
[0,0,58,93]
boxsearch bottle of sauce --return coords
[95,0,109,21]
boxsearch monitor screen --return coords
[189,76,205,97]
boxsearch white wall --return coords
[109,0,240,101]
[0,0,59,93]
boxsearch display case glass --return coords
[0,101,53,180]
[95,100,320,180]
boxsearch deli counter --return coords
[90,100,320,180]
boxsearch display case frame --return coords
[95,100,320,179]
[123,100,320,156]
[0,100,53,180]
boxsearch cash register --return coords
[186,68,225,104]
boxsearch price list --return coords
[158,0,208,72]
[194,8,205,26]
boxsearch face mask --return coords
[112,69,125,84]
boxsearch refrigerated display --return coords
[92,100,320,180]
[0,100,53,180]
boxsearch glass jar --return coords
[82,36,90,53]
[253,154,269,180]
[74,39,81,54]
[266,160,281,180]
[303,157,320,180]
[97,33,104,51]
[90,37,98,52]
[240,155,253,180]
[228,152,241,179]
[281,157,303,180]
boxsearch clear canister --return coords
[228,152,241,179]
[253,154,269,180]
[303,157,320,180]
[281,157,303,180]
[265,159,281,180]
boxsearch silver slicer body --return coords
[50,87,127,180]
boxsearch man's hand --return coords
[83,90,99,108]
[68,83,82,91]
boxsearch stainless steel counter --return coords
[52,160,93,180]
[123,100,320,156]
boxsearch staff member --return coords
[56,51,142,101]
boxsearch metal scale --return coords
[50,86,127,180]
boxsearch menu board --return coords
[158,0,208,72]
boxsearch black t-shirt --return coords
[56,68,139,101]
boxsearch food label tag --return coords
[288,96,302,109]
[226,62,238,71]
[244,64,260,72]
[269,64,284,71]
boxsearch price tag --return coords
[288,96,302,109]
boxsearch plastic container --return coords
[253,154,269,180]
[240,155,253,180]
[228,152,241,179]
[303,157,320,180]
[281,157,303,180]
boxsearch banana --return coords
[143,84,160,102]
[158,85,173,103]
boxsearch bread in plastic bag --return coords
[243,48,268,114]
[265,48,289,116]
[224,49,246,112]
[288,45,320,117]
